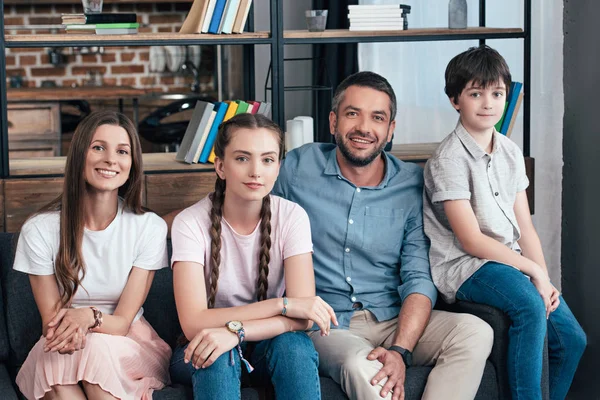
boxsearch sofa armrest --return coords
[440,300,549,400]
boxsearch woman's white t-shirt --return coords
[13,201,168,321]
[171,194,313,309]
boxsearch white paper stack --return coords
[348,4,404,31]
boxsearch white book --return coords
[349,17,404,23]
[201,0,217,33]
[348,9,404,17]
[348,4,405,10]
[349,25,404,31]
[217,0,233,33]
[192,110,216,163]
[221,0,241,34]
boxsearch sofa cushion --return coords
[0,233,15,363]
[0,363,18,400]
[142,267,182,349]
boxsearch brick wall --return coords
[3,3,215,93]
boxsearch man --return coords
[272,71,493,400]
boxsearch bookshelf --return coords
[0,0,533,229]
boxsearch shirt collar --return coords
[323,146,396,189]
[454,121,503,160]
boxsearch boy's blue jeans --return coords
[457,262,586,400]
[170,331,321,400]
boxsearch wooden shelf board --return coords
[9,153,215,177]
[4,0,193,4]
[284,27,523,39]
[389,143,439,161]
[8,86,148,102]
[5,31,271,46]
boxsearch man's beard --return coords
[335,129,387,167]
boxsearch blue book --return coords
[199,101,228,163]
[500,82,522,135]
[208,0,227,34]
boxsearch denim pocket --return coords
[361,207,404,252]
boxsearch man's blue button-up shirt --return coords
[272,143,437,329]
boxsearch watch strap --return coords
[388,345,412,367]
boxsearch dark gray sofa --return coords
[0,232,548,399]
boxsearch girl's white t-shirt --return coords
[13,201,169,321]
[171,194,313,308]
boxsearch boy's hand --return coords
[530,273,554,319]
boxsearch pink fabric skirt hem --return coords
[16,316,171,400]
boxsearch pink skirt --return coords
[16,316,172,400]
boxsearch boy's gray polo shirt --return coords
[423,122,529,303]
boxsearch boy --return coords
[423,45,586,400]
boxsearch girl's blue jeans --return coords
[170,331,321,400]
[457,262,586,400]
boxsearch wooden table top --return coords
[7,86,149,101]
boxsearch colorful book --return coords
[247,100,260,114]
[208,0,227,34]
[505,92,523,138]
[176,100,214,163]
[192,110,216,163]
[494,101,509,132]
[220,0,241,34]
[232,0,252,33]
[198,102,228,163]
[203,101,238,163]
[201,0,218,33]
[235,100,249,114]
[180,0,210,34]
[500,82,523,134]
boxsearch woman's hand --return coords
[530,273,554,319]
[184,327,239,369]
[284,296,339,335]
[549,285,561,313]
[44,308,94,352]
[56,328,88,355]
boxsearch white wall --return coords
[359,0,564,286]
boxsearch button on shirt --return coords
[272,143,437,328]
[423,122,529,303]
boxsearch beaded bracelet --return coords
[281,297,288,316]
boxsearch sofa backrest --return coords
[0,233,15,363]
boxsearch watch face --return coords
[227,320,243,332]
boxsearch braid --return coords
[256,195,272,302]
[208,178,226,308]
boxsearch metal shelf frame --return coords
[0,0,531,178]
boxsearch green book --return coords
[234,100,250,114]
[494,102,508,132]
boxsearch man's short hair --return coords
[332,71,397,121]
[445,45,512,104]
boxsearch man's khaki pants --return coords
[309,310,493,400]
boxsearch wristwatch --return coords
[225,320,245,344]
[388,345,413,368]
[225,321,254,373]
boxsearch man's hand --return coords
[367,347,406,400]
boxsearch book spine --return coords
[85,13,137,24]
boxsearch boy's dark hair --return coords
[445,45,512,104]
[332,71,397,121]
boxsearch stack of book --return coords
[347,4,405,31]
[176,99,272,164]
[495,82,523,137]
[179,0,253,34]
[62,13,139,35]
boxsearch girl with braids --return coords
[169,113,337,400]
[13,111,171,400]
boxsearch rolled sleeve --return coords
[425,158,471,203]
[516,155,530,193]
[398,207,437,308]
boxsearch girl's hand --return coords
[184,327,239,369]
[44,308,94,352]
[57,328,88,355]
[549,285,561,313]
[284,296,339,336]
[530,273,554,319]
